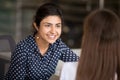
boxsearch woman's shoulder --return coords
[55,38,67,46]
[15,34,36,50]
[17,35,34,46]
[55,38,71,51]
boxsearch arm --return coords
[55,38,79,62]
[58,39,79,62]
[5,44,27,80]
[60,46,79,62]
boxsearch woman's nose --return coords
[50,27,56,33]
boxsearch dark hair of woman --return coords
[76,9,120,80]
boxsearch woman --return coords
[77,9,120,80]
[60,9,120,80]
[5,2,79,80]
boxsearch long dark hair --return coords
[33,2,64,35]
[76,9,120,80]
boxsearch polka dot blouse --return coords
[5,35,79,80]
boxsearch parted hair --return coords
[76,9,120,80]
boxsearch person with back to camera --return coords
[5,2,79,80]
[60,9,120,80]
[76,9,120,80]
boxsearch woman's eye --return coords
[56,25,61,28]
[45,25,50,27]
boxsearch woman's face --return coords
[35,15,62,44]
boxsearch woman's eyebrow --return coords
[43,22,52,25]
[57,23,61,24]
[43,22,61,25]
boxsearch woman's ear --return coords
[33,22,39,31]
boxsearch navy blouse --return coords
[5,35,79,80]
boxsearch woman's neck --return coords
[35,35,49,56]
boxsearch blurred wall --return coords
[0,0,120,48]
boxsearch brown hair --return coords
[76,9,120,80]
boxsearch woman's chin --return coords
[48,40,56,44]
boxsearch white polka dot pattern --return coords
[5,35,79,80]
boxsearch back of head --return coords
[76,9,120,80]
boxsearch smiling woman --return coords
[4,2,79,80]
[34,15,62,55]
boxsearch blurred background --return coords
[0,0,120,48]
[0,0,120,79]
